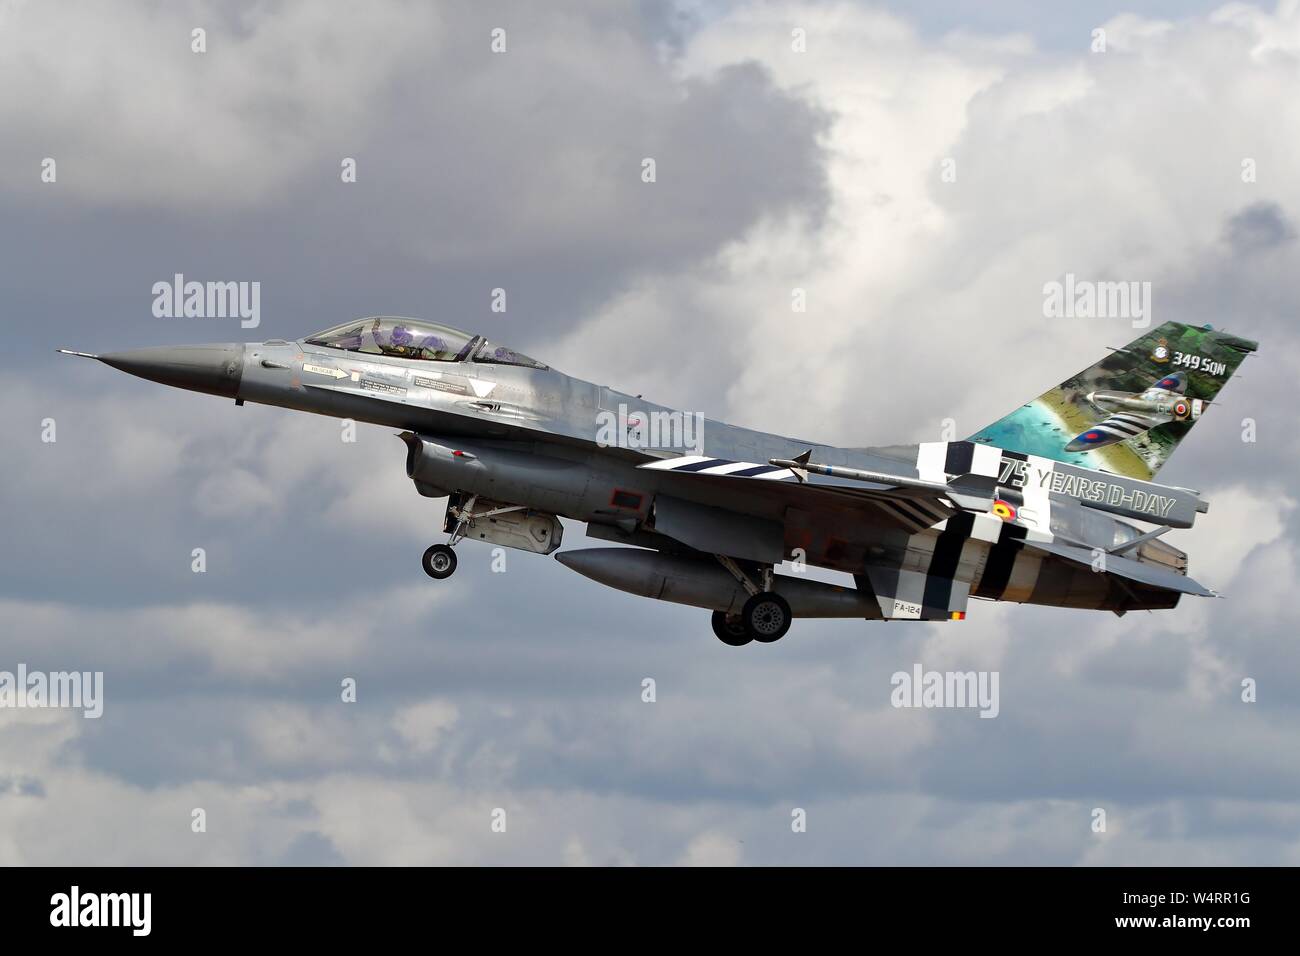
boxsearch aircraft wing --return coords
[637,454,970,534]
[638,451,1212,617]
[1149,371,1188,394]
[1066,410,1171,451]
[638,455,1014,621]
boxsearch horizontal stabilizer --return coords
[1024,538,1215,597]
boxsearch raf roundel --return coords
[992,499,1018,521]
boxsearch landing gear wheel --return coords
[422,544,457,579]
[743,592,792,643]
[711,610,752,647]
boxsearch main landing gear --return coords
[710,593,793,646]
[711,611,750,646]
[710,556,793,646]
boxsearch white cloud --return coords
[1170,483,1293,588]
[0,586,448,681]
[677,830,743,866]
[0,0,443,205]
[559,1,1300,454]
[392,698,460,755]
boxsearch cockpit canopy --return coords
[304,316,547,369]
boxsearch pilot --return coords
[377,323,447,359]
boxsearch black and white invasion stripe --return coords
[639,455,798,481]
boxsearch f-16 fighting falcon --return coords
[61,318,1256,646]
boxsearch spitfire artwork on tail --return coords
[970,322,1254,481]
[1063,371,1197,452]
[62,318,1256,646]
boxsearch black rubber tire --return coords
[743,592,792,643]
[711,610,752,646]
[422,544,458,579]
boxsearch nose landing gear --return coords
[420,493,481,580]
[421,493,535,580]
[422,544,457,579]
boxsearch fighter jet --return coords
[61,318,1256,646]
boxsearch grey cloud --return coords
[1224,201,1297,256]
[0,0,829,371]
[278,831,348,866]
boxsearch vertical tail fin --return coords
[968,322,1257,480]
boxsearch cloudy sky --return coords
[2,0,1298,865]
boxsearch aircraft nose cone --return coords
[98,343,245,397]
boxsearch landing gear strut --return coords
[420,493,478,580]
[421,493,530,580]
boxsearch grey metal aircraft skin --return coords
[61,315,1256,645]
